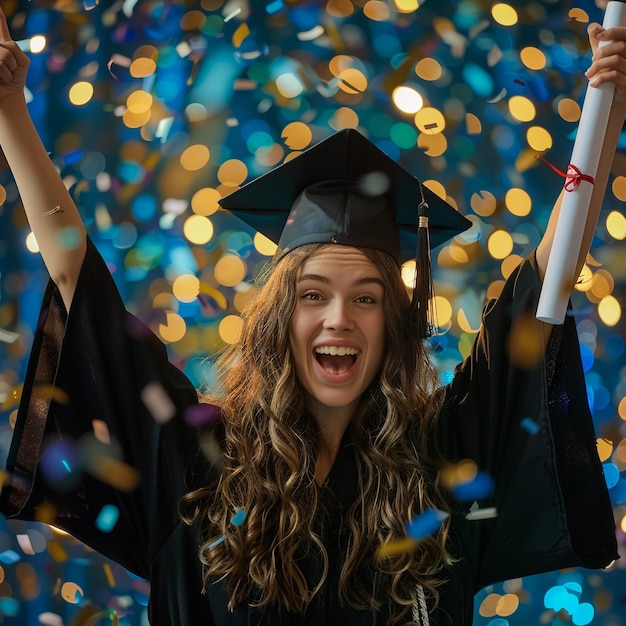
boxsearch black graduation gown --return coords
[0,238,618,625]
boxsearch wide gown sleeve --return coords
[0,238,210,581]
[437,252,618,592]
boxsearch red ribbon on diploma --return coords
[536,156,595,191]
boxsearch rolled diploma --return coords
[536,0,626,324]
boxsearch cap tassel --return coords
[411,199,435,339]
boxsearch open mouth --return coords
[315,346,358,375]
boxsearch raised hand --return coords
[0,7,29,104]
[587,23,626,108]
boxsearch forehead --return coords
[298,245,384,278]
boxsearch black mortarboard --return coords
[219,128,471,336]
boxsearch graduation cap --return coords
[219,128,471,336]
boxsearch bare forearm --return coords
[0,98,86,308]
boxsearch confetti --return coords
[0,550,20,565]
[376,538,417,557]
[521,417,539,435]
[38,613,63,626]
[141,381,176,424]
[465,505,498,521]
[96,505,120,533]
[231,508,246,526]
[451,471,494,501]
[405,509,449,540]
[0,328,19,343]
[61,581,84,604]
[103,563,116,588]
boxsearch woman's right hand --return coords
[0,7,29,105]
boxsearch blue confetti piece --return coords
[572,602,594,626]
[96,504,120,533]
[207,535,226,550]
[603,463,620,489]
[462,63,494,98]
[209,509,247,549]
[62,148,84,166]
[231,508,247,526]
[562,590,580,615]
[439,370,454,385]
[266,0,284,14]
[563,581,582,596]
[544,585,568,611]
[580,345,594,372]
[0,597,20,616]
[0,550,20,565]
[405,509,448,540]
[528,76,550,102]
[521,417,539,435]
[451,472,494,501]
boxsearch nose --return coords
[323,298,354,331]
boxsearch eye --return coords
[302,291,322,301]
[355,295,377,304]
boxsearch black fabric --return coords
[0,238,617,625]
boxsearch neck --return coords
[309,402,355,485]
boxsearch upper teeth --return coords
[315,346,358,356]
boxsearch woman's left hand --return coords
[587,23,626,108]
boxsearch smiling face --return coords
[289,245,387,430]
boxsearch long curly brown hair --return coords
[180,243,451,624]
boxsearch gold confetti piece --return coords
[440,459,478,489]
[61,581,83,604]
[232,23,250,48]
[199,283,228,310]
[35,503,57,525]
[46,541,68,563]
[32,385,70,405]
[103,563,115,588]
[1,384,22,411]
[376,538,417,557]
[465,113,483,135]
[89,457,141,492]
[507,312,545,369]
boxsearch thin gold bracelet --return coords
[42,205,63,216]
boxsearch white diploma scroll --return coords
[536,1,626,324]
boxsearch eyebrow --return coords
[297,273,386,290]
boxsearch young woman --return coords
[0,7,622,625]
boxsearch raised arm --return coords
[536,23,626,281]
[0,8,86,310]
